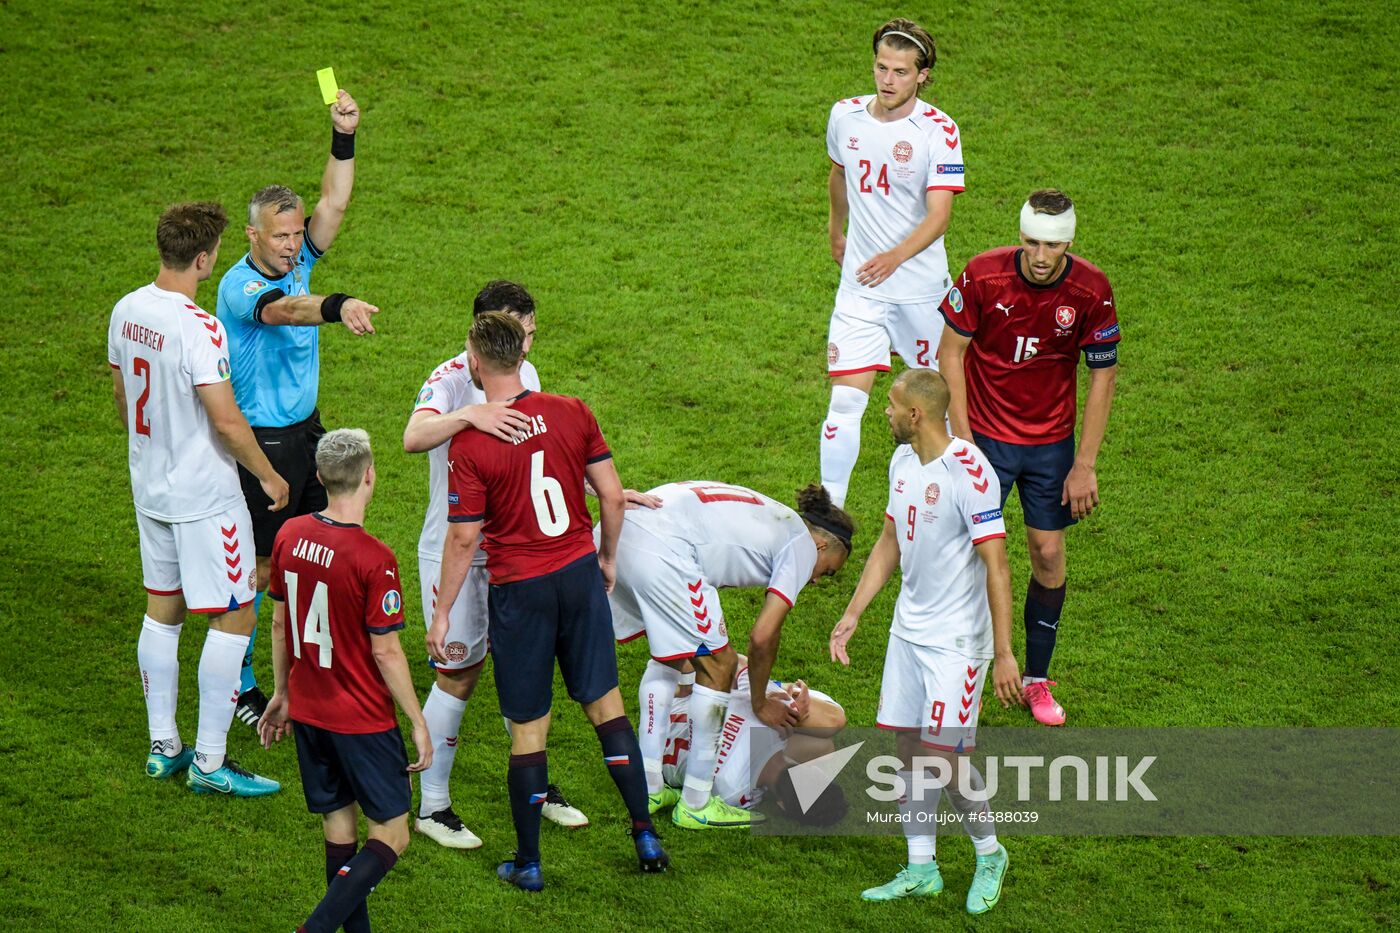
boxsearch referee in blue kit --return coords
[216,86,382,728]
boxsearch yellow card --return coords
[316,68,338,106]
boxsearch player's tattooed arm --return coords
[829,517,900,666]
[749,593,799,731]
[976,537,1022,708]
[429,520,481,664]
[856,189,953,287]
[111,369,128,430]
[828,164,849,266]
[938,326,974,439]
[1063,364,1117,520]
[196,381,290,511]
[403,403,532,451]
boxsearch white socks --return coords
[680,683,730,809]
[138,616,182,748]
[946,761,1000,855]
[194,628,249,773]
[420,684,469,815]
[819,385,869,508]
[899,769,939,864]
[638,661,685,794]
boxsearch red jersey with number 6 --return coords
[447,391,611,584]
[940,246,1120,445]
[268,513,406,734]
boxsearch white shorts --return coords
[136,504,257,614]
[609,522,730,661]
[876,634,987,752]
[418,556,490,670]
[826,287,945,376]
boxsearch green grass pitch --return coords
[2,0,1398,929]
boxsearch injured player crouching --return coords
[661,655,848,826]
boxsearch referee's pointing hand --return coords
[340,298,380,335]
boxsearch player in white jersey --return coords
[662,659,848,824]
[109,202,289,798]
[403,280,657,846]
[829,369,1019,914]
[609,481,853,830]
[819,18,966,509]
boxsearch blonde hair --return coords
[316,428,373,496]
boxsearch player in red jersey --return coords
[429,312,667,890]
[937,189,1120,726]
[258,428,431,933]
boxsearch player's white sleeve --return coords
[522,360,542,393]
[186,314,230,386]
[927,114,965,191]
[885,450,900,521]
[958,451,1006,545]
[765,534,818,608]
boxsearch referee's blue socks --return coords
[1023,578,1066,679]
[507,751,549,865]
[596,716,655,832]
[303,838,396,933]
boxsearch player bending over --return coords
[428,312,666,891]
[937,189,1120,725]
[662,657,849,824]
[259,428,431,933]
[819,18,965,507]
[112,201,288,797]
[608,481,853,829]
[829,368,1021,915]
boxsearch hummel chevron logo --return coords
[788,741,865,814]
[972,479,990,494]
[823,424,838,440]
[688,579,702,593]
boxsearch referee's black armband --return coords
[331,129,355,161]
[321,293,351,323]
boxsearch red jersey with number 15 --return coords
[940,246,1120,445]
[447,390,611,584]
[268,513,406,734]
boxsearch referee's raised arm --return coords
[308,88,359,252]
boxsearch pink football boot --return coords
[1023,681,1066,726]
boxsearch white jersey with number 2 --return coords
[885,439,1005,657]
[107,283,243,523]
[826,97,965,303]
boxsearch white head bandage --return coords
[879,30,929,60]
[1019,201,1076,243]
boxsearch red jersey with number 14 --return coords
[268,513,407,734]
[940,247,1120,445]
[447,390,611,584]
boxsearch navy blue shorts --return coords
[488,553,620,722]
[973,432,1076,531]
[292,721,412,823]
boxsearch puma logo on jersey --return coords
[385,569,396,578]
[996,302,1015,316]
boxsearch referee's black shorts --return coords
[488,553,620,722]
[292,721,412,823]
[239,409,328,556]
